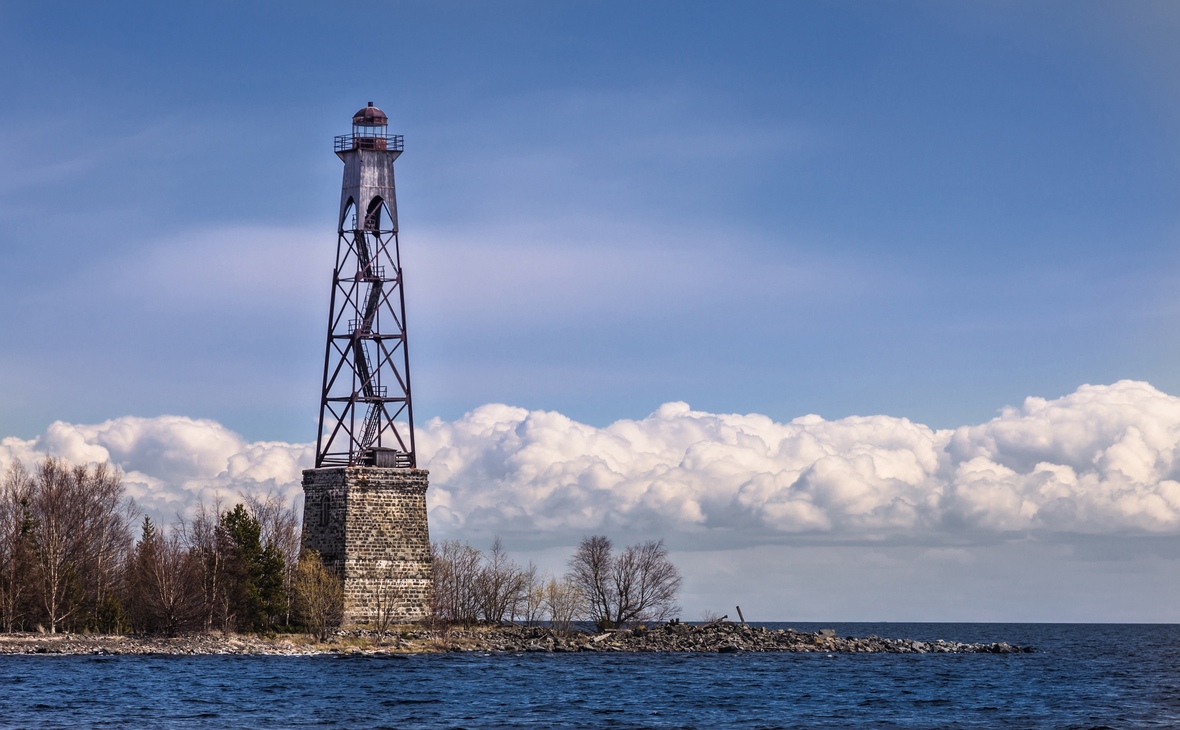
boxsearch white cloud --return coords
[2,381,1179,540]
[0,416,312,524]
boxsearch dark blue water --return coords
[0,624,1176,728]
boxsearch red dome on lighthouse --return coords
[352,102,388,127]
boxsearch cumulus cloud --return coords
[0,416,312,524]
[2,381,1179,540]
[422,382,1178,539]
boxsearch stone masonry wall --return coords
[300,467,432,626]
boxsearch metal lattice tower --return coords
[315,102,416,468]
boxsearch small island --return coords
[0,621,1031,656]
[0,457,1031,657]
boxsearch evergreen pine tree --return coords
[220,504,286,632]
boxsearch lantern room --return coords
[334,102,404,152]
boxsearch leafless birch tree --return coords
[29,458,87,633]
[26,458,134,633]
[0,462,33,631]
[77,462,134,632]
[183,497,227,632]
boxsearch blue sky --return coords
[3,1,1179,441]
[3,2,1180,619]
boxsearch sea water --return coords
[0,623,1176,728]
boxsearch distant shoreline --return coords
[0,623,1032,656]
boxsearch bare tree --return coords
[183,497,227,632]
[612,539,681,626]
[475,536,530,624]
[28,458,87,634]
[430,540,483,625]
[568,535,682,629]
[543,574,582,634]
[517,563,544,625]
[77,462,134,632]
[294,550,342,641]
[129,517,201,635]
[0,462,34,632]
[26,458,134,634]
[372,565,401,639]
[568,535,615,629]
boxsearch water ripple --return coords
[0,624,1175,728]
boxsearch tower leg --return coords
[300,467,433,626]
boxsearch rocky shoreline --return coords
[429,622,1032,654]
[0,622,1032,656]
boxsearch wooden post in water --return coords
[736,605,746,625]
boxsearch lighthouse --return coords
[299,103,432,626]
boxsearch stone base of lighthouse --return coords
[300,467,432,626]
